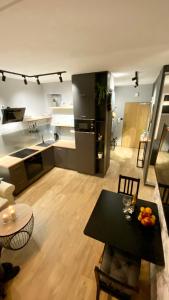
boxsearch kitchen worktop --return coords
[0,140,76,168]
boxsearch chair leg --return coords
[96,286,100,300]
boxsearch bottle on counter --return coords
[131,194,137,208]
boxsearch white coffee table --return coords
[0,204,34,250]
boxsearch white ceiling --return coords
[0,0,169,85]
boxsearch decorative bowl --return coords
[138,206,156,227]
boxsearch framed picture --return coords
[48,94,62,107]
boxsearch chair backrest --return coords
[159,183,169,205]
[95,265,137,300]
[118,174,140,197]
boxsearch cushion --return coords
[0,198,8,212]
[100,245,141,296]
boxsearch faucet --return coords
[41,135,44,143]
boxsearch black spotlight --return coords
[36,76,40,85]
[132,76,136,81]
[132,71,139,88]
[58,72,63,82]
[23,75,28,85]
[1,71,6,82]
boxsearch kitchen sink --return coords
[36,140,55,147]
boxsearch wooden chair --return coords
[159,183,169,205]
[118,175,140,197]
[95,244,141,300]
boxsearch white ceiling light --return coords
[112,72,129,78]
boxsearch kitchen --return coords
[0,71,112,194]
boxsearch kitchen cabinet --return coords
[72,73,95,119]
[0,147,56,195]
[54,147,76,170]
[72,71,112,177]
[75,132,96,175]
[42,147,55,172]
[0,162,28,195]
[9,162,28,195]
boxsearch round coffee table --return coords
[0,204,34,250]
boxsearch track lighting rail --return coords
[0,69,66,84]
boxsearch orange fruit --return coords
[140,207,145,212]
[138,213,142,221]
[141,218,146,225]
[151,215,156,224]
[145,207,152,215]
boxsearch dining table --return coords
[84,189,165,266]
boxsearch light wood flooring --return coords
[2,147,155,300]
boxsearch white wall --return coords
[42,81,73,109]
[0,77,47,134]
[113,84,153,145]
[42,81,74,140]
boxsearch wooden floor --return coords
[2,147,154,300]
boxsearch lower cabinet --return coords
[9,162,28,195]
[54,147,77,170]
[0,146,77,195]
[42,147,55,172]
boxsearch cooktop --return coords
[9,148,38,158]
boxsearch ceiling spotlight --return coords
[58,72,63,83]
[22,75,28,85]
[36,76,40,85]
[1,71,6,82]
[132,71,139,88]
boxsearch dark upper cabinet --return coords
[72,73,96,119]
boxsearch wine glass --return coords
[122,196,132,214]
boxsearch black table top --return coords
[163,204,169,235]
[84,190,165,266]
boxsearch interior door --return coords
[122,102,150,148]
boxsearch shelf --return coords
[23,116,51,123]
[51,124,74,128]
[49,106,73,110]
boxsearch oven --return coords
[24,153,43,180]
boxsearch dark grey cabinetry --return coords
[72,71,112,177]
[72,73,95,119]
[42,147,55,172]
[0,147,56,195]
[0,162,28,195]
[54,147,76,170]
[9,162,28,194]
[75,132,96,175]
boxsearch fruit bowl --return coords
[138,207,156,227]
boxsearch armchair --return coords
[0,181,15,212]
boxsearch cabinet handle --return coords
[81,115,87,118]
